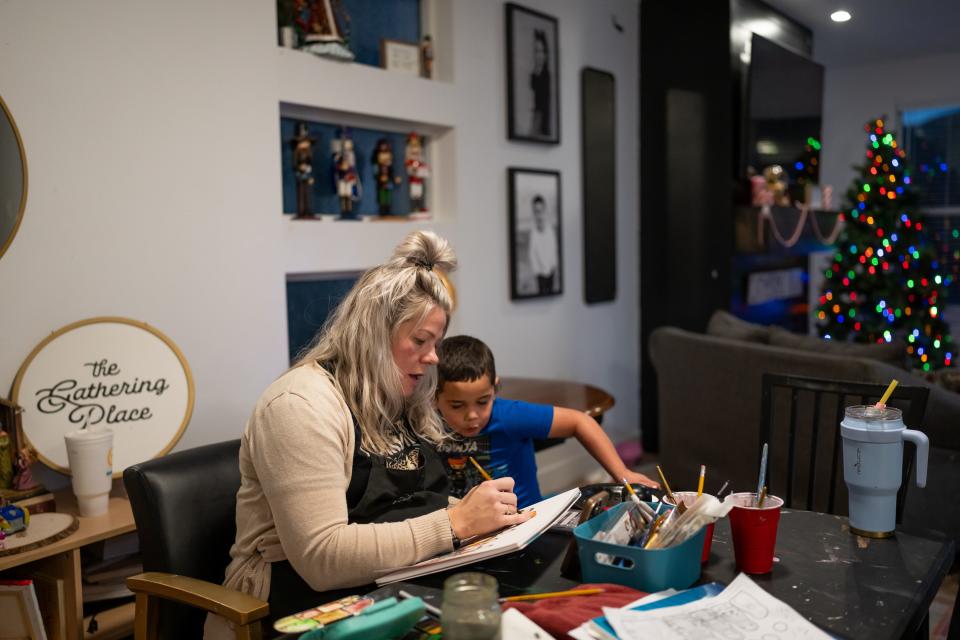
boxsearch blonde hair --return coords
[295,231,457,455]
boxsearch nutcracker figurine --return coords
[331,127,361,218]
[291,122,316,218]
[421,34,434,79]
[372,138,402,216]
[404,132,431,214]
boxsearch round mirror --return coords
[0,95,27,260]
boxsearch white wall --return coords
[0,0,640,490]
[820,51,960,200]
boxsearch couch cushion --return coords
[706,310,772,343]
[768,327,906,368]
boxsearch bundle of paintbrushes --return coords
[643,494,732,549]
[592,470,735,551]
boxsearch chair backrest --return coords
[123,439,241,638]
[759,374,928,521]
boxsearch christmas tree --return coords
[815,118,953,371]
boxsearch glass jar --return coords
[441,572,502,640]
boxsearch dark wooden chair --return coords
[759,373,929,522]
[123,440,268,640]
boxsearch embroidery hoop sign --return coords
[12,317,194,477]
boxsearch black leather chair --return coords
[123,439,268,640]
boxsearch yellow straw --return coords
[877,379,899,406]
[757,485,768,508]
[468,456,493,481]
[697,465,706,497]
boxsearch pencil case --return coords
[298,597,425,640]
[573,501,705,592]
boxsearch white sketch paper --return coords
[605,573,831,640]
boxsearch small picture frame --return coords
[380,39,422,76]
[508,168,563,299]
[506,3,560,144]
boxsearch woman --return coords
[206,231,530,637]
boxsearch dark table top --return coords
[704,509,955,640]
[375,508,954,640]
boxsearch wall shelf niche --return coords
[275,0,453,83]
[279,101,455,223]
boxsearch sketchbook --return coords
[374,487,580,585]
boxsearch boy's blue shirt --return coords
[435,397,553,508]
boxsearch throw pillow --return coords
[706,310,773,343]
[768,327,906,368]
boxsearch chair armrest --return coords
[127,572,269,625]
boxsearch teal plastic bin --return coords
[574,502,705,592]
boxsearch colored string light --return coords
[815,119,952,369]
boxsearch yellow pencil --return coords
[469,456,493,481]
[499,588,605,603]
[697,464,706,497]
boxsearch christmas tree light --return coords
[815,119,953,371]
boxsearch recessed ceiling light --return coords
[831,10,852,22]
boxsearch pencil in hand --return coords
[468,456,493,481]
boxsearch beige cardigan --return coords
[205,362,454,638]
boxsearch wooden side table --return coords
[498,377,616,451]
[0,492,136,640]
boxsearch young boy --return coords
[435,335,657,508]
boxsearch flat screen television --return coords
[745,33,824,189]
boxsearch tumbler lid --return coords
[844,404,902,423]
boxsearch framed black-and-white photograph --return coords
[506,3,560,144]
[508,168,562,299]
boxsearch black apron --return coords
[268,415,450,628]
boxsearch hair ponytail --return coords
[294,231,457,455]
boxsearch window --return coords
[903,106,960,323]
[903,105,960,211]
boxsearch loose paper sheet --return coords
[605,573,831,640]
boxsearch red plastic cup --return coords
[726,492,784,574]
[661,491,716,564]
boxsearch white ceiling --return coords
[762,0,960,68]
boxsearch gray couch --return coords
[649,313,960,551]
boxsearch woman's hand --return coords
[622,470,659,490]
[447,477,534,539]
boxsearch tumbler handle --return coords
[902,429,929,488]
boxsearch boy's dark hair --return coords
[437,335,497,389]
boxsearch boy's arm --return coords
[548,407,659,488]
